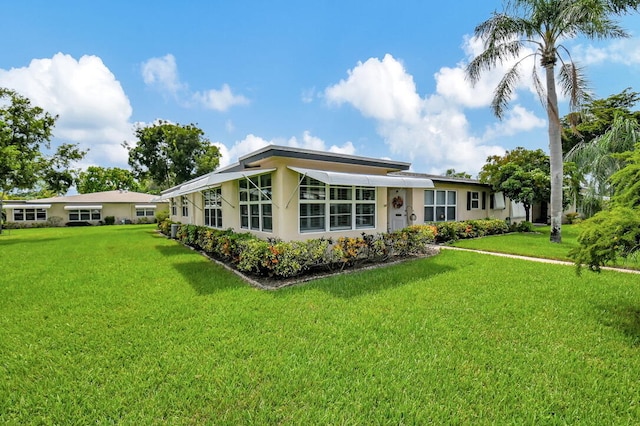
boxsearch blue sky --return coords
[2,1,639,178]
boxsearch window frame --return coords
[135,208,155,217]
[12,208,48,222]
[424,189,457,222]
[470,191,480,210]
[67,209,101,221]
[203,187,223,229]
[298,175,376,233]
[239,173,273,233]
[181,196,189,217]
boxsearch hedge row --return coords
[159,218,509,280]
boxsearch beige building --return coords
[3,190,168,226]
[157,145,525,241]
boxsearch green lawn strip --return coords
[450,225,640,270]
[1,226,640,423]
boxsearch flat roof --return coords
[232,145,411,172]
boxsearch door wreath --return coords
[392,196,404,209]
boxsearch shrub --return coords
[510,221,535,233]
[155,209,170,223]
[565,212,580,224]
[569,206,640,273]
[104,216,116,225]
[46,216,63,227]
[158,218,173,235]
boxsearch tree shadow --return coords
[0,237,61,246]
[596,302,640,347]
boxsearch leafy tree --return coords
[570,144,640,272]
[562,88,640,154]
[77,166,142,194]
[479,147,551,221]
[444,168,472,179]
[0,88,86,233]
[123,121,221,189]
[466,0,640,243]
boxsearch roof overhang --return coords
[3,204,52,209]
[135,205,157,209]
[63,205,103,210]
[155,168,277,200]
[288,167,434,188]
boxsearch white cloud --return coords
[301,87,316,103]
[325,52,506,175]
[482,104,545,140]
[325,54,422,123]
[287,131,356,155]
[142,54,249,111]
[573,38,640,66]
[0,52,134,166]
[192,84,249,112]
[141,54,185,95]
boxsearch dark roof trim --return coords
[236,145,411,171]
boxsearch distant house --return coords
[157,145,527,241]
[2,190,168,226]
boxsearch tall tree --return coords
[123,121,221,189]
[466,0,639,243]
[0,88,86,233]
[444,168,472,179]
[76,166,142,194]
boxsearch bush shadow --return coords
[172,260,245,295]
[597,302,640,347]
[275,255,455,299]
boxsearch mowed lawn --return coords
[1,225,640,424]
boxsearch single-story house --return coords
[2,190,169,226]
[156,145,527,241]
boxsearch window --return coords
[239,173,272,232]
[203,188,223,228]
[299,175,376,233]
[135,208,155,217]
[68,209,101,221]
[424,190,456,222]
[181,196,189,217]
[171,199,177,216]
[470,191,480,209]
[13,208,47,221]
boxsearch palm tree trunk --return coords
[546,66,563,243]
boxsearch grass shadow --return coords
[597,302,640,347]
[155,244,191,256]
[0,237,62,246]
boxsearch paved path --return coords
[438,245,640,275]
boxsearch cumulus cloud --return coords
[141,54,249,111]
[0,52,134,166]
[326,54,422,124]
[482,105,545,140]
[141,54,185,95]
[192,84,249,112]
[324,52,510,175]
[572,38,640,66]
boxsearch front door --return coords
[388,188,407,232]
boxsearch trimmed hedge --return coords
[158,218,510,280]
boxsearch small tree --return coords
[479,147,551,221]
[0,88,86,233]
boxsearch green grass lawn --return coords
[2,225,640,424]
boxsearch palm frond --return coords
[557,59,591,113]
[466,40,525,84]
[492,63,522,119]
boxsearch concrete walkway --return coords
[438,245,640,275]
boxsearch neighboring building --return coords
[157,145,526,241]
[2,190,168,226]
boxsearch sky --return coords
[2,1,639,180]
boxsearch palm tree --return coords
[466,0,639,243]
[566,115,640,216]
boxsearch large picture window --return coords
[239,173,272,232]
[68,209,101,221]
[299,175,376,233]
[203,187,223,228]
[424,190,456,222]
[13,208,47,221]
